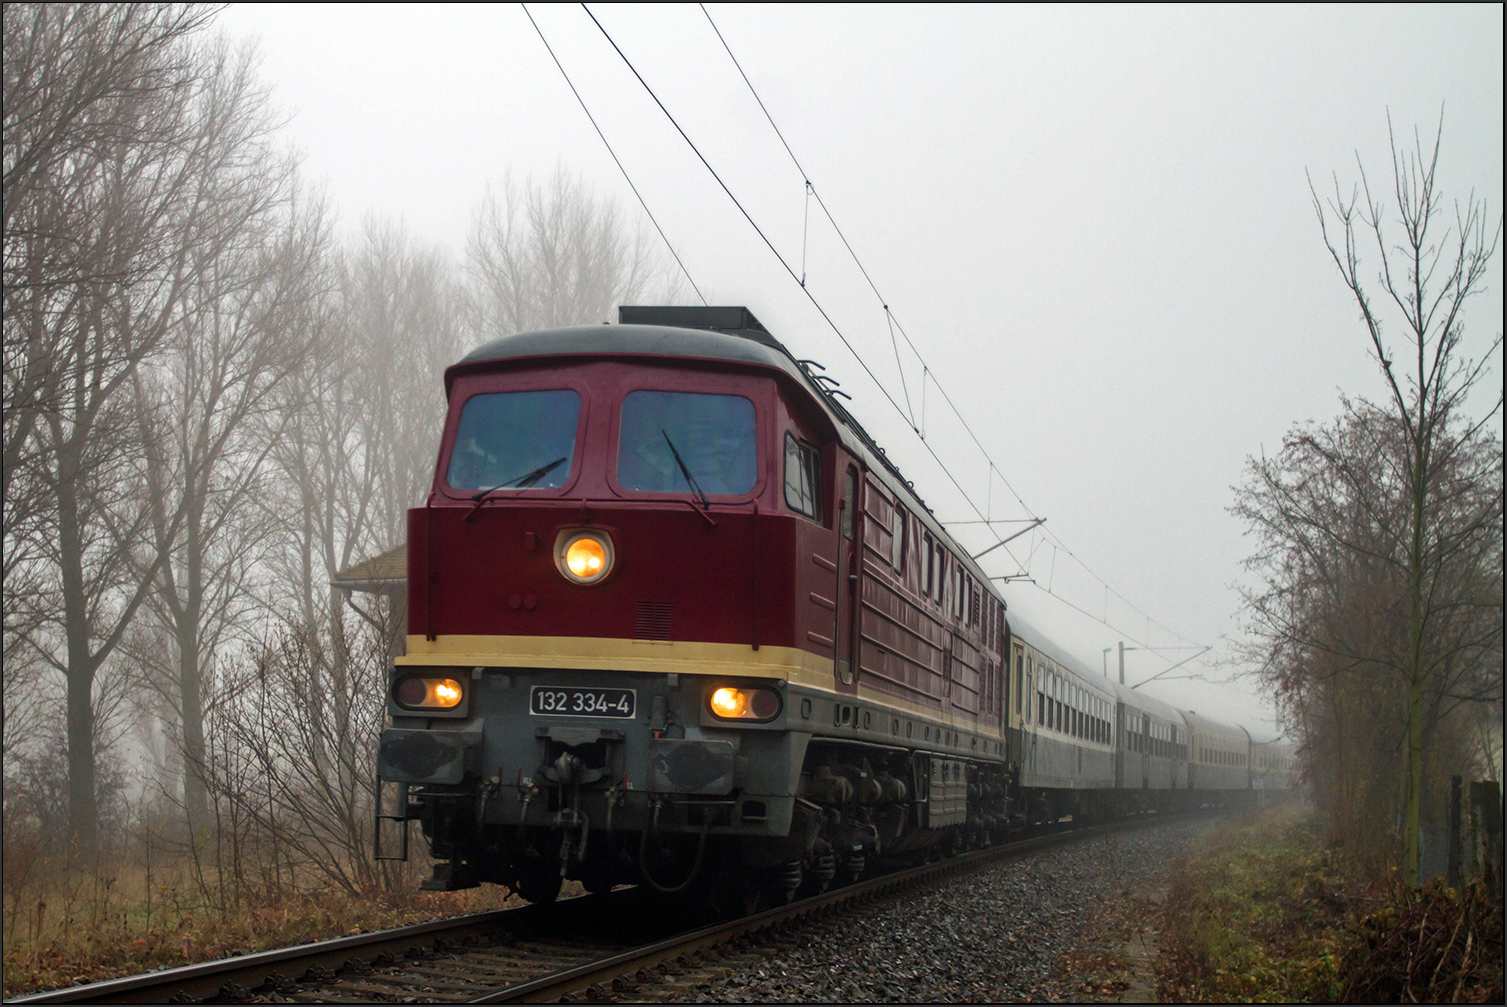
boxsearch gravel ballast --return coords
[686,819,1202,1003]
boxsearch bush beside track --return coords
[1152,806,1504,1004]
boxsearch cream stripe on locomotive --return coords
[401,632,1009,744]
[403,633,833,688]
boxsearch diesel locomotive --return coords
[375,305,1295,906]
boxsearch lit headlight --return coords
[394,676,464,710]
[556,530,614,585]
[708,686,782,721]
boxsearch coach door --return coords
[1114,702,1126,789]
[1140,713,1151,788]
[833,462,862,695]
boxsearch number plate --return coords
[529,686,636,719]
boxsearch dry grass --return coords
[0,856,571,998]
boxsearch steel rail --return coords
[5,809,1210,1005]
[2,902,560,1005]
[469,814,1184,1004]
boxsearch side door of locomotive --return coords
[832,457,863,695]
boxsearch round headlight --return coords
[710,687,748,718]
[556,530,614,585]
[394,676,464,709]
[707,685,782,721]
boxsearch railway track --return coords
[8,811,1207,1005]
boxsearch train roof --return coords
[1008,609,1226,728]
[450,307,1006,605]
[1003,612,1113,694]
[1181,709,1251,743]
[454,318,795,386]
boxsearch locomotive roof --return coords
[451,308,1006,604]
[455,322,796,379]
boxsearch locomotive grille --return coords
[634,601,673,641]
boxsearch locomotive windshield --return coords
[617,391,756,496]
[446,389,581,491]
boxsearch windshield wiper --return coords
[465,456,567,519]
[661,430,711,510]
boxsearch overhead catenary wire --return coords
[582,4,1207,664]
[698,4,1209,659]
[519,4,706,305]
[578,3,917,436]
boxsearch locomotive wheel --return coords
[762,862,801,907]
[581,871,614,896]
[515,864,563,904]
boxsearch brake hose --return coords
[637,799,711,894]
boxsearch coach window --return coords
[620,391,756,495]
[783,433,822,520]
[447,389,581,492]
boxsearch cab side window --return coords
[784,433,822,521]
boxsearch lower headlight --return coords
[394,676,464,709]
[708,686,782,721]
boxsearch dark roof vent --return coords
[618,305,782,350]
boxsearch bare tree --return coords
[1256,113,1504,879]
[467,167,674,337]
[3,3,216,538]
[250,217,463,866]
[1234,404,1502,868]
[132,126,332,840]
[4,7,305,861]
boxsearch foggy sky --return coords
[216,3,1503,734]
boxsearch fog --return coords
[207,3,1502,734]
